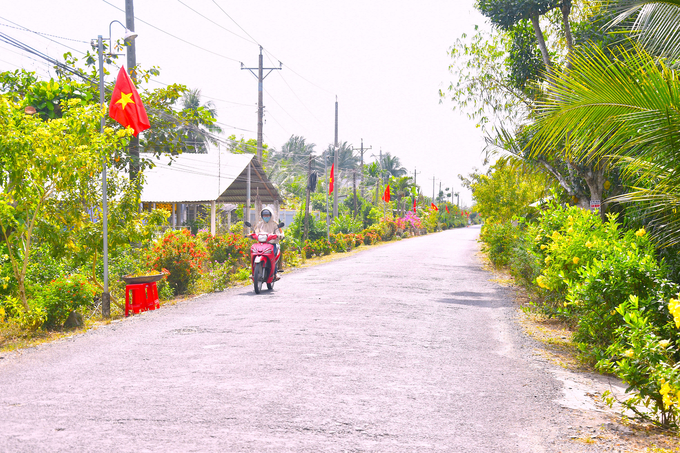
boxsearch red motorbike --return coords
[244,221,284,294]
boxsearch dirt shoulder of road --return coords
[480,253,680,452]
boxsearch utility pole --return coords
[325,156,330,240]
[333,97,339,219]
[241,46,282,163]
[351,138,371,199]
[413,167,421,187]
[438,181,442,204]
[125,0,140,181]
[304,155,312,241]
[353,171,357,218]
[432,176,436,204]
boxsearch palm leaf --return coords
[607,0,680,61]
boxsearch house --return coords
[140,148,280,235]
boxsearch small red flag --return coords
[109,66,150,136]
[431,203,438,211]
[383,185,391,202]
[446,206,450,214]
[413,198,417,213]
[329,164,334,194]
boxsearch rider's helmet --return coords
[261,208,272,223]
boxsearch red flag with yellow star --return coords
[383,185,391,203]
[109,66,150,136]
[329,164,335,194]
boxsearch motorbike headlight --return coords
[258,233,268,243]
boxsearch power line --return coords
[264,52,322,125]
[263,48,334,96]
[0,17,86,55]
[0,18,88,44]
[102,0,241,63]
[0,31,94,83]
[175,0,256,45]
[210,0,260,46]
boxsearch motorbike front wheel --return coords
[253,262,264,294]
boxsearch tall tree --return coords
[178,88,222,153]
[379,152,407,178]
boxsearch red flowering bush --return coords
[329,233,351,253]
[199,232,250,266]
[147,229,207,295]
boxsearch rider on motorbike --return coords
[253,207,283,270]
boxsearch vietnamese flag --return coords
[383,185,391,202]
[413,198,417,213]
[431,202,438,211]
[109,66,150,136]
[329,163,335,194]
[446,206,450,214]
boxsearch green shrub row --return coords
[481,202,680,427]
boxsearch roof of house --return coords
[140,149,280,204]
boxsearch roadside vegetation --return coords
[0,44,477,349]
[447,0,680,432]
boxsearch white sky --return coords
[0,0,489,207]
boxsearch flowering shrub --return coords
[302,239,332,258]
[20,274,97,329]
[598,295,680,427]
[330,233,352,252]
[199,232,249,266]
[146,229,207,295]
[396,211,422,230]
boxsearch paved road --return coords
[1,227,605,452]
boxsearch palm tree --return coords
[608,0,680,62]
[379,152,407,178]
[390,175,414,216]
[179,89,222,153]
[529,43,680,245]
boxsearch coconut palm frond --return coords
[530,43,680,169]
[607,0,680,61]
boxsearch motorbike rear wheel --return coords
[253,262,264,294]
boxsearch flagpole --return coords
[97,35,110,318]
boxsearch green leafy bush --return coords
[598,295,680,427]
[480,221,520,267]
[331,214,363,234]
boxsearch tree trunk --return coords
[561,0,574,69]
[582,164,606,221]
[530,14,552,69]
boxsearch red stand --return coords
[125,282,160,317]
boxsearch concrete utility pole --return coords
[333,97,339,219]
[241,46,282,163]
[413,167,421,187]
[125,0,140,181]
[304,155,312,241]
[352,138,371,199]
[432,176,436,204]
[352,171,357,218]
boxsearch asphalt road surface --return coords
[1,226,611,452]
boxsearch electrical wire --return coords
[0,31,94,83]
[0,17,88,44]
[263,48,334,96]
[175,0,256,45]
[264,52,322,125]
[210,0,260,46]
[263,86,305,129]
[102,0,241,63]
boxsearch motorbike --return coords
[243,221,285,294]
